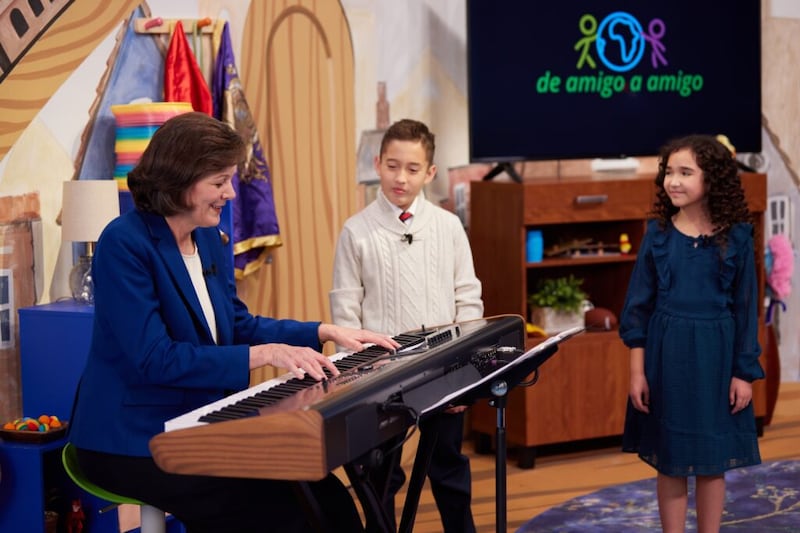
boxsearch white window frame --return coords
[0,268,13,349]
[767,194,792,240]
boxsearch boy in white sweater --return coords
[330,119,483,532]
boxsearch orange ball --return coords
[38,414,51,425]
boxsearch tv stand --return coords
[482,162,522,183]
[590,157,640,173]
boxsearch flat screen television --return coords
[467,1,762,164]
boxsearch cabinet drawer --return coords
[523,178,653,224]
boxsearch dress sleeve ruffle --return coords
[650,220,671,291]
[719,223,749,293]
[725,223,765,382]
[619,220,661,348]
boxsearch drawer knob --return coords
[574,194,608,205]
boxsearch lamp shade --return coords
[62,180,120,242]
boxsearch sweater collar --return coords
[377,189,424,217]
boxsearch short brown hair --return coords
[379,119,435,165]
[128,112,246,215]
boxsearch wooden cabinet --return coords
[468,173,768,467]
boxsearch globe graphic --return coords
[595,12,646,73]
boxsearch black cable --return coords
[380,402,420,457]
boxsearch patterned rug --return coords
[517,460,800,532]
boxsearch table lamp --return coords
[61,180,120,304]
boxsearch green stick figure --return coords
[574,14,597,70]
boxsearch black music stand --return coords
[397,327,584,533]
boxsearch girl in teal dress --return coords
[620,135,764,532]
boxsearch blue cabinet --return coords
[1,301,117,533]
[19,300,94,422]
[0,437,70,532]
[0,436,133,532]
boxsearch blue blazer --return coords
[69,210,320,456]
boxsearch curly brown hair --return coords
[652,134,751,248]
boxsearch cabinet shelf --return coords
[527,254,638,268]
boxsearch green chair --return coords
[61,442,166,533]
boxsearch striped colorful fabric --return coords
[110,102,192,189]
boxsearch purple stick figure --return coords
[642,18,668,68]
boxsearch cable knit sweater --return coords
[331,190,484,335]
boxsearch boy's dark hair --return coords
[653,134,751,245]
[380,119,436,165]
[128,112,246,215]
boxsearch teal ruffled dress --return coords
[619,219,764,476]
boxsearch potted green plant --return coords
[528,275,588,334]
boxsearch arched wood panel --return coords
[238,1,356,381]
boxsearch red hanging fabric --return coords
[164,21,212,115]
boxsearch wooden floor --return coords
[119,383,799,532]
[398,382,800,533]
